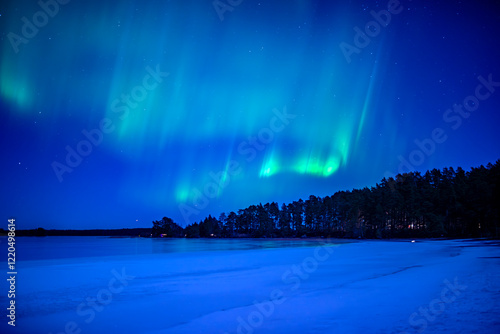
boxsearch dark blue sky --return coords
[1,0,499,229]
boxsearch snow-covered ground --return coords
[1,238,499,333]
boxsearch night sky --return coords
[1,0,499,229]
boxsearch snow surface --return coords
[1,238,499,334]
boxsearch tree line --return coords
[152,160,500,239]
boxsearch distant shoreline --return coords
[1,228,498,241]
[0,227,152,237]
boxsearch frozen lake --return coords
[10,236,351,261]
[1,237,499,333]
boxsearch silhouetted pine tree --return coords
[154,160,500,239]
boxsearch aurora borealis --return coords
[1,0,500,229]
